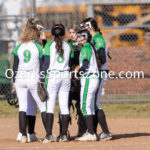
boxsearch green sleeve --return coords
[80,44,92,62]
[68,43,74,58]
[93,34,105,51]
[43,40,54,56]
[12,44,22,56]
[33,41,43,58]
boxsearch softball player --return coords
[16,18,47,143]
[76,29,99,141]
[68,25,87,137]
[13,17,47,143]
[41,24,74,143]
[81,17,112,140]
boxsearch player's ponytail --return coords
[20,17,40,43]
[55,33,64,57]
[51,24,65,57]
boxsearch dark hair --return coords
[51,24,65,57]
[81,17,102,35]
[77,29,92,43]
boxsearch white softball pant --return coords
[15,75,46,113]
[80,75,99,116]
[46,71,71,115]
[95,71,107,110]
[26,91,37,116]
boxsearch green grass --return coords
[101,103,150,118]
[0,100,18,117]
[1,100,150,118]
[101,95,150,100]
[0,54,8,60]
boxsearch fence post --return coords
[31,0,36,18]
[87,4,94,17]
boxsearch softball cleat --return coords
[99,132,112,140]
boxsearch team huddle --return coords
[12,17,112,143]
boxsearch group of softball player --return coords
[12,16,112,143]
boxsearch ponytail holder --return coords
[36,24,44,29]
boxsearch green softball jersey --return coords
[12,41,43,71]
[92,33,108,70]
[43,40,74,71]
[79,43,98,73]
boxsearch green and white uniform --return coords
[93,33,108,110]
[13,41,46,113]
[43,40,74,114]
[80,43,99,116]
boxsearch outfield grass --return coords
[0,54,8,60]
[101,95,150,100]
[0,100,150,118]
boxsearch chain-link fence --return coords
[0,0,150,102]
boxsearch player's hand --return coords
[40,32,46,40]
[74,65,80,71]
[13,83,16,91]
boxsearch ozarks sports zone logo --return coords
[57,52,65,63]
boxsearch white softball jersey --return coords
[43,40,74,114]
[12,41,46,113]
[43,40,74,71]
[13,41,43,72]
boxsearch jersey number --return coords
[23,50,31,63]
[57,53,64,63]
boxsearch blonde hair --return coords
[68,24,81,33]
[19,17,41,43]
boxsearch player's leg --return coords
[58,75,70,142]
[27,91,37,134]
[77,77,99,141]
[57,90,71,142]
[74,90,87,137]
[26,91,39,142]
[43,77,59,143]
[28,79,47,135]
[56,111,62,141]
[95,72,112,140]
[15,79,28,143]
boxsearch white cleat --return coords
[75,132,88,140]
[16,132,22,142]
[20,136,27,143]
[76,132,97,141]
[59,135,69,142]
[27,133,40,142]
[42,135,55,143]
[100,132,112,140]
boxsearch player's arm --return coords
[40,56,50,82]
[12,44,21,82]
[78,60,89,73]
[94,36,106,65]
[78,46,92,73]
[68,43,75,71]
[13,56,19,82]
[40,42,51,82]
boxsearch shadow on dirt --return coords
[112,133,150,140]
